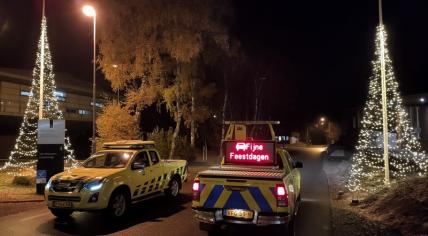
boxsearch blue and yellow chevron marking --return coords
[200,185,276,212]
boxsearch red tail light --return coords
[275,184,288,207]
[192,179,200,201]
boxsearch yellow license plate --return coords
[224,209,254,219]
[53,201,72,208]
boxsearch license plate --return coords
[224,209,254,219]
[53,201,72,208]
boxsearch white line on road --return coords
[301,197,320,202]
[19,212,49,222]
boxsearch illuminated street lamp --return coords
[82,5,97,154]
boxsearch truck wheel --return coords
[50,209,73,218]
[165,177,180,199]
[274,218,295,236]
[294,195,301,216]
[199,222,220,234]
[108,190,129,219]
[287,218,296,236]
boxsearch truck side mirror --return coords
[132,163,145,170]
[293,161,303,168]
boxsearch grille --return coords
[48,195,81,202]
[52,180,83,193]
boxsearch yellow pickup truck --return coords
[192,121,302,234]
[45,140,187,219]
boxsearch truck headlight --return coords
[45,179,52,190]
[84,179,105,191]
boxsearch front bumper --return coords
[192,208,289,226]
[45,189,109,211]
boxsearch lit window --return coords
[54,90,67,101]
[78,109,90,115]
[91,102,103,108]
[20,90,32,97]
[20,90,66,102]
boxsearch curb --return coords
[0,199,44,203]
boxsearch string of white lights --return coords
[346,25,428,193]
[1,17,77,172]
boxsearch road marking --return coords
[19,212,49,222]
[301,197,320,202]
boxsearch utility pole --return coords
[379,0,390,186]
[253,77,267,121]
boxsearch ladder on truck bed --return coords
[223,121,280,141]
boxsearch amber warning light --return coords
[224,141,275,165]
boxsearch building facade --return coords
[343,93,428,151]
[0,68,105,121]
[0,68,108,159]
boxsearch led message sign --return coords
[224,141,275,165]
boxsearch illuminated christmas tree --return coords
[347,25,428,192]
[2,16,75,170]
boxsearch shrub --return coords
[12,175,35,186]
[96,102,140,150]
[148,127,195,162]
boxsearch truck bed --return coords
[198,166,285,180]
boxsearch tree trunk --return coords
[190,94,196,148]
[219,88,228,156]
[169,103,182,159]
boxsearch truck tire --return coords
[199,222,220,234]
[165,177,180,199]
[274,218,295,236]
[50,209,73,218]
[107,189,130,219]
[294,194,301,216]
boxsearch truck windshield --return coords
[83,151,134,168]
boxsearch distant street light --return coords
[419,97,425,103]
[82,5,97,154]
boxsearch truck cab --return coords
[192,121,302,233]
[45,140,188,219]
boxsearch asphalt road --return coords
[0,152,331,236]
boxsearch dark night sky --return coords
[0,0,427,130]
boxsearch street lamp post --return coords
[82,5,97,154]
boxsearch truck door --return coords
[147,150,165,194]
[130,151,152,198]
[280,150,297,211]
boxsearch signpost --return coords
[36,119,65,194]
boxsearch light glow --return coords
[276,186,286,196]
[192,181,200,192]
[82,5,96,17]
